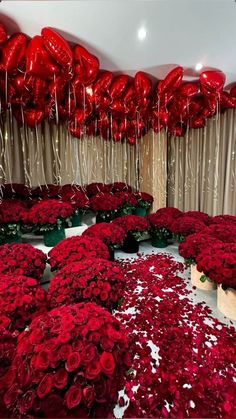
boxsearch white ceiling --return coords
[1,0,236,86]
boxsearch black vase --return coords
[122,233,139,254]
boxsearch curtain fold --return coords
[167,109,236,215]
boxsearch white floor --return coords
[22,226,236,329]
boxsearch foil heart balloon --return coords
[1,33,27,72]
[26,36,59,78]
[74,44,99,85]
[200,70,225,94]
[158,66,183,95]
[41,27,73,68]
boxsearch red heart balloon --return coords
[124,83,136,104]
[94,71,113,96]
[26,36,59,78]
[41,27,73,68]
[220,91,236,109]
[134,71,151,99]
[189,116,206,129]
[200,70,225,94]
[177,81,199,97]
[158,66,183,95]
[230,84,236,98]
[73,44,99,86]
[24,108,45,128]
[1,33,27,72]
[110,75,129,99]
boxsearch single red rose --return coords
[65,384,82,409]
[37,373,53,398]
[100,352,116,376]
[85,360,101,380]
[83,386,95,408]
[54,368,68,389]
[65,352,81,372]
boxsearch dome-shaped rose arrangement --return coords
[112,215,149,239]
[155,206,182,219]
[210,214,236,225]
[48,236,110,271]
[3,302,131,418]
[202,223,236,243]
[0,243,46,280]
[114,192,138,215]
[171,216,206,242]
[61,188,89,211]
[83,222,126,250]
[183,210,212,225]
[47,259,126,311]
[196,243,236,289]
[147,212,174,246]
[179,232,222,266]
[0,275,47,332]
[134,192,154,211]
[86,182,112,197]
[90,192,121,222]
[111,182,132,193]
[0,199,26,243]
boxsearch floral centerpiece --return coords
[2,183,30,199]
[31,184,61,199]
[196,243,236,319]
[86,182,112,197]
[134,192,154,216]
[90,192,121,222]
[48,235,110,271]
[111,182,132,193]
[0,200,26,243]
[0,275,47,332]
[178,233,222,267]
[183,210,212,225]
[115,192,138,215]
[0,243,46,280]
[171,216,205,242]
[156,206,183,219]
[210,214,236,225]
[147,213,174,247]
[82,222,126,259]
[25,199,74,246]
[3,302,131,418]
[112,215,149,253]
[61,186,89,227]
[48,259,125,311]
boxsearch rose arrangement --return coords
[90,192,121,221]
[31,184,61,199]
[156,206,183,219]
[47,258,126,310]
[61,187,89,211]
[0,275,47,332]
[86,182,112,197]
[0,200,26,243]
[48,236,110,271]
[179,233,222,266]
[115,192,138,215]
[183,210,212,225]
[111,182,132,193]
[202,223,236,243]
[3,302,131,418]
[0,243,46,280]
[112,215,149,240]
[134,192,154,210]
[25,199,74,232]
[196,243,236,289]
[2,183,30,199]
[171,216,205,242]
[83,222,126,250]
[147,213,174,241]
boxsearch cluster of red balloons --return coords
[0,23,236,143]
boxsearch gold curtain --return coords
[0,113,138,189]
[167,109,236,215]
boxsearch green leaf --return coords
[200,275,208,283]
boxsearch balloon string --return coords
[52,124,62,185]
[36,124,47,187]
[4,109,13,185]
[0,110,7,184]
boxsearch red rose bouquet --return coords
[156,206,183,219]
[134,192,154,210]
[0,275,47,332]
[25,199,74,232]
[83,222,126,250]
[3,302,131,418]
[61,187,89,211]
[112,215,149,240]
[147,213,174,242]
[48,259,125,310]
[115,192,138,215]
[171,216,205,242]
[210,214,236,225]
[90,192,121,221]
[179,233,222,266]
[196,243,236,289]
[48,236,110,271]
[183,210,212,225]
[0,243,46,280]
[202,223,236,243]
[86,182,112,197]
[111,182,132,193]
[0,199,26,243]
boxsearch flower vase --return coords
[109,249,115,261]
[43,228,65,247]
[119,208,133,216]
[191,264,216,290]
[122,233,139,253]
[71,212,81,227]
[135,207,147,217]
[151,236,168,248]
[217,285,236,320]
